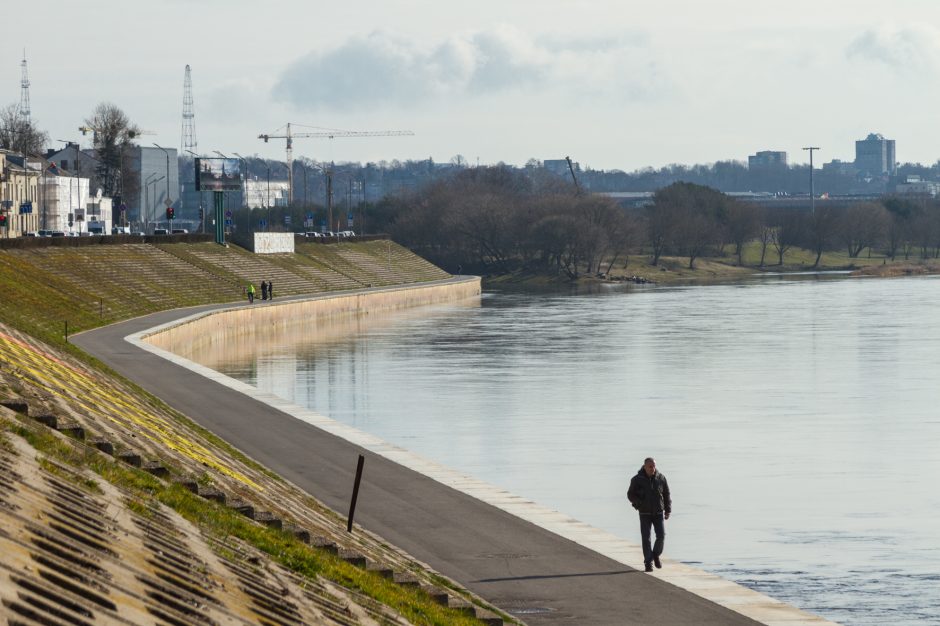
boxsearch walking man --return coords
[247,282,256,304]
[627,457,671,572]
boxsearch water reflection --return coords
[172,275,940,626]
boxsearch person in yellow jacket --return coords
[247,282,256,304]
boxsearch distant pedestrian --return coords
[456,265,462,276]
[267,280,273,300]
[627,457,671,572]
[260,281,268,301]
[247,283,256,304]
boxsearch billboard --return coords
[195,158,243,192]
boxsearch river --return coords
[175,274,940,625]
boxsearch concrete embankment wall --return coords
[144,277,481,353]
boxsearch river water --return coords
[177,275,940,625]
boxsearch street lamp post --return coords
[152,143,171,224]
[802,146,820,215]
[232,152,249,211]
[185,149,205,233]
[144,172,158,231]
[148,175,165,230]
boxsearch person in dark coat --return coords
[260,281,268,301]
[267,280,273,300]
[627,457,672,572]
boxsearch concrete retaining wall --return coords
[144,278,482,354]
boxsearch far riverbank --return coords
[485,248,940,287]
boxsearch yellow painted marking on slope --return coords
[0,332,260,489]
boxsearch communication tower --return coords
[19,51,31,123]
[181,65,197,154]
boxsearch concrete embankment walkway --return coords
[74,277,835,626]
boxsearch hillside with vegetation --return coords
[0,240,513,626]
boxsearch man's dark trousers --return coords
[639,512,665,564]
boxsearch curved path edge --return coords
[74,277,837,626]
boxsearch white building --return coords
[40,174,91,233]
[244,177,290,208]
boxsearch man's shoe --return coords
[654,556,662,569]
[644,562,654,572]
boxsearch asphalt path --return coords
[73,287,761,625]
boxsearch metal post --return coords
[347,454,365,533]
[802,146,819,214]
[327,168,333,235]
[214,190,225,245]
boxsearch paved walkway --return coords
[73,280,828,625]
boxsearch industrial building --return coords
[854,133,896,177]
[748,151,788,170]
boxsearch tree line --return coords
[369,171,940,276]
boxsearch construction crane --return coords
[78,125,156,140]
[258,123,414,205]
[565,156,581,195]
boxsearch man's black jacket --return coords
[627,468,672,515]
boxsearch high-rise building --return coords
[748,151,788,170]
[854,133,896,176]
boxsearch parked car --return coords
[50,231,66,237]
[112,226,131,235]
[153,228,169,235]
[37,229,52,237]
[338,230,356,238]
[304,232,322,238]
[23,231,38,237]
[170,228,188,234]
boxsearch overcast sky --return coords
[3,0,938,172]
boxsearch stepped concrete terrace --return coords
[73,277,840,626]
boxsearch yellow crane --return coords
[258,123,414,205]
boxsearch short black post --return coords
[64,320,68,343]
[347,454,365,533]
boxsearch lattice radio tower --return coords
[181,65,197,154]
[19,51,31,123]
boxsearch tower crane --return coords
[258,123,414,205]
[565,156,581,195]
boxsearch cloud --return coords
[274,26,665,110]
[846,25,940,70]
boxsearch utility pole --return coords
[802,146,820,214]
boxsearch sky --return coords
[3,0,939,172]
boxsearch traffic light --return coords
[198,207,204,219]
[166,207,175,220]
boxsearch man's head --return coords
[643,457,656,476]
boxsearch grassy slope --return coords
[0,240,499,626]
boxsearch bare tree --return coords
[771,211,804,266]
[757,224,774,268]
[726,202,761,265]
[840,202,889,258]
[0,103,48,155]
[805,207,840,268]
[84,102,141,198]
